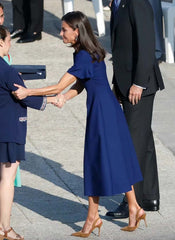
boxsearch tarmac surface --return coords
[2,0,175,239]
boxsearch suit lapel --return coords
[111,0,128,49]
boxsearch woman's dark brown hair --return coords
[0,3,4,10]
[61,11,106,62]
[0,25,9,41]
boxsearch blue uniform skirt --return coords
[0,142,25,163]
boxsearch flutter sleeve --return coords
[67,50,94,81]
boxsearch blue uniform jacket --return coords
[0,57,46,144]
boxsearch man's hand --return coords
[129,85,143,105]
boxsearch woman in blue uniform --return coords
[0,25,57,240]
[13,12,147,237]
[0,2,21,188]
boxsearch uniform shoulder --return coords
[0,57,10,74]
[0,57,17,77]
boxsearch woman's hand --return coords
[12,84,29,100]
[52,94,66,108]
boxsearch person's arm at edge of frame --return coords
[13,72,77,100]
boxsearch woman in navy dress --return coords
[0,26,58,240]
[13,11,147,237]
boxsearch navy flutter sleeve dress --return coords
[68,50,143,196]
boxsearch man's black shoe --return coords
[142,199,159,211]
[16,32,42,43]
[106,200,129,219]
[10,29,24,39]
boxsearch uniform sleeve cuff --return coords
[40,96,47,111]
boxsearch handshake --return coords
[52,94,66,108]
[11,83,67,108]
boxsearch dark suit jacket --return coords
[111,0,164,97]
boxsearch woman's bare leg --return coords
[125,186,145,227]
[81,196,102,233]
[0,161,19,234]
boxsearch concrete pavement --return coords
[2,0,175,239]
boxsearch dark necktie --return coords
[111,0,121,16]
[110,0,121,35]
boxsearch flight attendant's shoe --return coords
[2,227,24,240]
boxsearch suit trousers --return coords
[12,0,25,30]
[28,0,43,33]
[118,90,160,206]
[12,0,43,33]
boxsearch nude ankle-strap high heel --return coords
[71,218,103,238]
[3,227,24,240]
[0,227,5,240]
[121,208,147,232]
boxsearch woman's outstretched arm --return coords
[13,72,77,100]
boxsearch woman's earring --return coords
[75,36,78,42]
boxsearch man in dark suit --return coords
[106,0,165,218]
[148,0,165,61]
[11,0,43,43]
